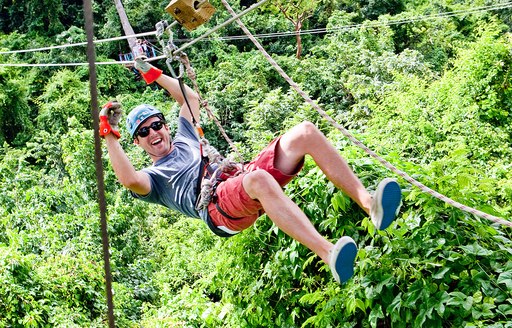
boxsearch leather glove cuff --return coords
[140,66,163,84]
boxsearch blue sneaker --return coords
[371,178,402,230]
[329,236,358,283]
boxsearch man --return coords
[100,58,402,284]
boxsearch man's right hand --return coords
[134,57,163,84]
[99,100,122,139]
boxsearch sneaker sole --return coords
[331,237,357,283]
[378,180,402,230]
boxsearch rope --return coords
[83,0,116,326]
[221,0,512,229]
[180,54,244,162]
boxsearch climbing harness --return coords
[220,0,512,229]
[154,21,244,215]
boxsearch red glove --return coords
[134,57,162,84]
[99,100,122,139]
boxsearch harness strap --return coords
[195,156,208,194]
[195,154,243,210]
[203,213,238,238]
[197,173,242,237]
[196,163,244,228]
[214,201,243,221]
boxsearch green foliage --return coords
[0,246,107,327]
[47,26,88,65]
[0,68,33,145]
[36,69,91,134]
[450,23,512,127]
[0,0,65,35]
[94,59,141,95]
[193,51,279,153]
[60,117,98,193]
[366,24,512,176]
[1,1,512,326]
[338,0,405,21]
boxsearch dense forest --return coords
[1,0,511,326]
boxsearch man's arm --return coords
[154,74,201,125]
[99,100,151,195]
[135,58,201,125]
[104,134,151,195]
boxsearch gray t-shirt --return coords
[132,117,207,221]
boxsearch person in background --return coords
[132,39,145,59]
[142,40,151,58]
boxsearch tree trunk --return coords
[113,0,138,54]
[295,22,302,59]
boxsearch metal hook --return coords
[154,20,184,78]
[165,56,185,79]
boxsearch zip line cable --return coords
[221,0,512,229]
[0,61,134,67]
[83,0,116,326]
[0,0,268,58]
[0,0,268,67]
[0,30,156,55]
[2,1,512,55]
[213,1,512,40]
[1,0,511,65]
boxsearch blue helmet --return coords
[126,104,164,138]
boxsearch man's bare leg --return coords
[275,121,372,214]
[243,170,358,283]
[243,170,332,263]
[240,121,400,283]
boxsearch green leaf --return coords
[414,307,428,327]
[473,291,483,303]
[387,292,402,319]
[459,243,493,256]
[432,267,450,280]
[431,291,450,317]
[463,296,474,311]
[497,271,512,289]
[299,291,324,305]
[369,306,384,327]
[447,291,467,306]
[497,304,512,316]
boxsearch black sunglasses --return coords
[136,120,166,138]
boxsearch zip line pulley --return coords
[165,0,216,31]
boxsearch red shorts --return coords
[207,136,304,233]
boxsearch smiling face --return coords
[133,116,173,162]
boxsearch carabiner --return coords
[165,55,185,79]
